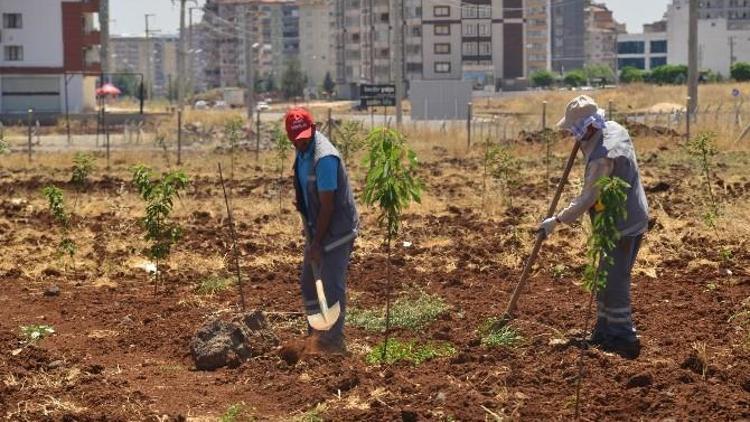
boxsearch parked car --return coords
[213,100,229,110]
[257,101,270,111]
[194,100,208,110]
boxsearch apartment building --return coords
[298,0,334,92]
[0,0,101,114]
[550,0,585,72]
[201,0,298,89]
[526,0,551,75]
[110,35,178,98]
[584,3,623,71]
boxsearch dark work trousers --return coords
[593,234,643,342]
[299,240,354,344]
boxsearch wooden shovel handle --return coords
[502,140,581,319]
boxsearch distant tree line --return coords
[530,61,750,88]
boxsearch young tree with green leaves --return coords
[322,71,336,97]
[223,116,245,179]
[362,128,423,363]
[686,132,720,233]
[42,186,76,272]
[530,70,556,88]
[70,152,95,207]
[490,145,521,207]
[333,120,366,166]
[131,165,189,293]
[281,58,306,99]
[272,124,292,214]
[731,62,750,81]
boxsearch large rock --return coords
[190,310,278,371]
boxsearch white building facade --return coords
[617,32,668,71]
[298,0,335,94]
[0,0,101,114]
[666,0,750,76]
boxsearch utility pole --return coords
[391,0,404,126]
[178,0,186,109]
[730,36,736,67]
[144,14,156,101]
[189,7,198,97]
[687,0,699,117]
[244,8,255,125]
[99,0,110,82]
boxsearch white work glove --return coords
[538,216,560,238]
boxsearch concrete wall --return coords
[0,0,64,67]
[410,79,472,120]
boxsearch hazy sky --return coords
[111,0,672,36]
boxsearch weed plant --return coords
[366,339,456,365]
[20,325,55,343]
[686,132,720,232]
[347,293,449,331]
[196,276,233,296]
[224,116,245,179]
[479,319,523,349]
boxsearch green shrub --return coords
[366,339,456,365]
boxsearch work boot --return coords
[304,332,347,355]
[602,337,641,360]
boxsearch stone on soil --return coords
[190,310,278,371]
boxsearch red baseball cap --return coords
[284,107,314,142]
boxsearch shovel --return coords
[496,140,581,328]
[302,220,341,331]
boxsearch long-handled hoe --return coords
[218,163,247,312]
[495,140,581,328]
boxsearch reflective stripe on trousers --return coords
[593,234,643,342]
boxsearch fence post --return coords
[27,108,33,163]
[686,96,691,142]
[542,101,547,130]
[104,107,110,172]
[327,107,333,142]
[467,102,473,148]
[370,108,375,129]
[177,110,183,165]
[256,108,261,162]
[608,100,613,121]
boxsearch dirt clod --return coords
[44,285,61,297]
[626,372,653,389]
[190,310,278,371]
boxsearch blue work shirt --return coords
[296,138,339,212]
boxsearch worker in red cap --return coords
[286,107,359,354]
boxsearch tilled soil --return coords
[1,149,749,420]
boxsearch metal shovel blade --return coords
[307,269,341,331]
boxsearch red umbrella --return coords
[96,83,121,97]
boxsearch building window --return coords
[462,42,477,55]
[434,6,450,17]
[650,57,667,68]
[478,41,491,55]
[2,13,22,29]
[434,43,451,54]
[617,41,645,54]
[618,57,645,70]
[434,24,450,35]
[462,23,476,36]
[650,40,667,54]
[435,61,451,73]
[478,23,491,36]
[462,6,477,18]
[478,6,491,18]
[4,45,23,61]
[411,26,422,37]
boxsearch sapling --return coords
[686,132,720,233]
[70,152,95,208]
[272,123,292,214]
[362,127,423,363]
[131,164,189,294]
[42,185,76,272]
[333,120,366,165]
[490,145,521,207]
[574,175,629,418]
[224,116,245,179]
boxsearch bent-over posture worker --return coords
[286,107,358,354]
[538,95,649,359]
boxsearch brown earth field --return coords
[0,135,749,421]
